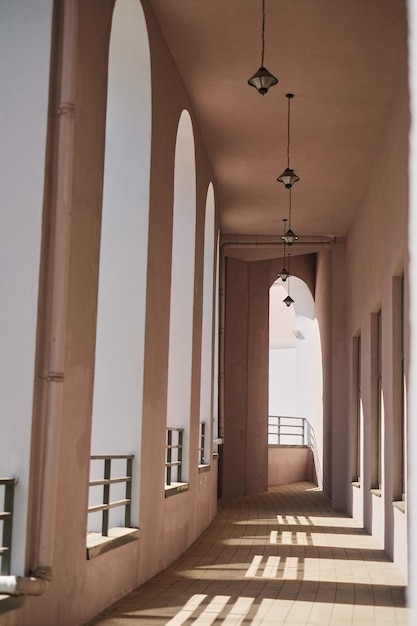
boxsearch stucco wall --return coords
[222,258,269,497]
[268,447,316,487]
[344,80,409,579]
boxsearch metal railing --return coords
[0,478,17,575]
[165,427,183,485]
[199,421,206,465]
[88,455,133,536]
[268,416,306,446]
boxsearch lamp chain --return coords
[288,187,292,228]
[283,218,287,259]
[287,94,291,168]
[261,0,265,66]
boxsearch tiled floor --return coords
[88,482,408,625]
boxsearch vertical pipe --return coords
[35,0,78,579]
[218,248,226,442]
[407,1,417,612]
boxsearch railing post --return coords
[1,479,16,576]
[268,415,309,446]
[102,459,111,536]
[177,429,183,483]
[200,422,205,465]
[88,455,134,535]
[166,429,172,486]
[125,457,132,528]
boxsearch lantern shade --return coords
[282,228,299,245]
[248,66,278,94]
[277,266,290,282]
[277,167,300,189]
[283,294,294,307]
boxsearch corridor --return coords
[87,482,408,625]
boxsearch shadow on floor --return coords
[87,482,408,626]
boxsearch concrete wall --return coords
[344,77,409,579]
[268,447,316,487]
[222,258,270,497]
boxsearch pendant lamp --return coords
[277,94,300,188]
[248,0,278,94]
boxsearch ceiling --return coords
[150,0,407,258]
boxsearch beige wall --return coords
[222,258,269,497]
[344,79,409,578]
[314,249,333,498]
[268,447,316,487]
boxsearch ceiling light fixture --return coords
[277,94,299,188]
[277,219,290,281]
[282,188,299,245]
[248,0,278,95]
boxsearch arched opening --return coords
[268,275,323,488]
[89,0,151,532]
[199,183,216,465]
[166,109,196,485]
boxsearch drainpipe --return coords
[218,246,226,444]
[0,577,46,596]
[0,0,78,595]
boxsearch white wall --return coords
[269,283,297,416]
[0,0,53,574]
[90,0,151,529]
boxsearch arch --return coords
[199,183,216,464]
[269,275,323,486]
[89,0,151,529]
[212,230,221,450]
[166,109,196,482]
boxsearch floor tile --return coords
[87,482,408,625]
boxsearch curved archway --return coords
[166,109,196,482]
[269,275,323,487]
[199,183,216,464]
[90,0,151,529]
